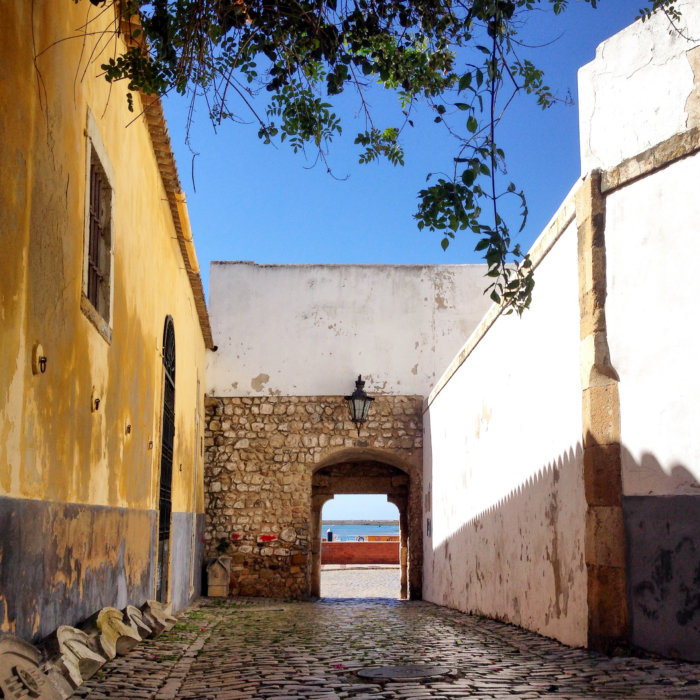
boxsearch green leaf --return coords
[458,73,472,92]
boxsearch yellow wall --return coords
[0,3,207,638]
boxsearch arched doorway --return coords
[310,449,422,600]
[320,495,401,598]
[156,316,175,602]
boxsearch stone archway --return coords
[204,395,423,600]
[310,448,422,600]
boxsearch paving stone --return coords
[78,569,700,699]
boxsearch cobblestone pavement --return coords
[77,571,700,700]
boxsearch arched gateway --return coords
[204,394,423,600]
[311,448,422,599]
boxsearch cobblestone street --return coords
[77,568,700,699]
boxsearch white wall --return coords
[605,152,700,495]
[207,263,492,397]
[423,219,588,647]
[578,0,700,173]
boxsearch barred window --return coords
[81,110,114,341]
[87,154,111,319]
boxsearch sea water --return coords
[321,521,399,541]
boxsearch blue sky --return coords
[322,495,400,522]
[162,1,650,520]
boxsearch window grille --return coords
[86,155,111,319]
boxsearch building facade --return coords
[0,3,213,641]
[423,2,700,660]
[205,2,700,662]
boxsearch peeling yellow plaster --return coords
[1,5,206,513]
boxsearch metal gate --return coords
[157,316,176,602]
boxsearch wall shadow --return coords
[619,445,700,662]
[426,444,588,649]
[425,441,700,661]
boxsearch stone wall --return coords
[204,395,422,598]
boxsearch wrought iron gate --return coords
[157,317,176,602]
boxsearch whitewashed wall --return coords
[578,0,700,173]
[579,4,700,660]
[207,263,491,397]
[423,217,588,647]
[604,152,700,661]
[605,153,700,496]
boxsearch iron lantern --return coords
[344,375,374,435]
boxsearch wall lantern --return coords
[344,375,374,435]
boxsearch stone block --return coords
[585,506,625,567]
[0,634,67,699]
[583,444,622,506]
[586,563,628,652]
[141,600,177,636]
[94,608,141,659]
[124,605,153,640]
[582,384,620,447]
[40,625,107,692]
[280,527,296,542]
[578,292,606,339]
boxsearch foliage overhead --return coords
[79,0,678,313]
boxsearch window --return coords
[81,110,114,341]
[87,155,111,316]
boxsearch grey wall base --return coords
[0,496,156,642]
[624,495,700,661]
[170,511,205,611]
[0,498,205,643]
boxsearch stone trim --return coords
[428,123,700,411]
[426,180,579,411]
[575,171,629,653]
[601,125,700,194]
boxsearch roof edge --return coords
[120,14,214,350]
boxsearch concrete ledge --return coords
[601,126,700,194]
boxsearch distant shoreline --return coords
[322,520,398,526]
